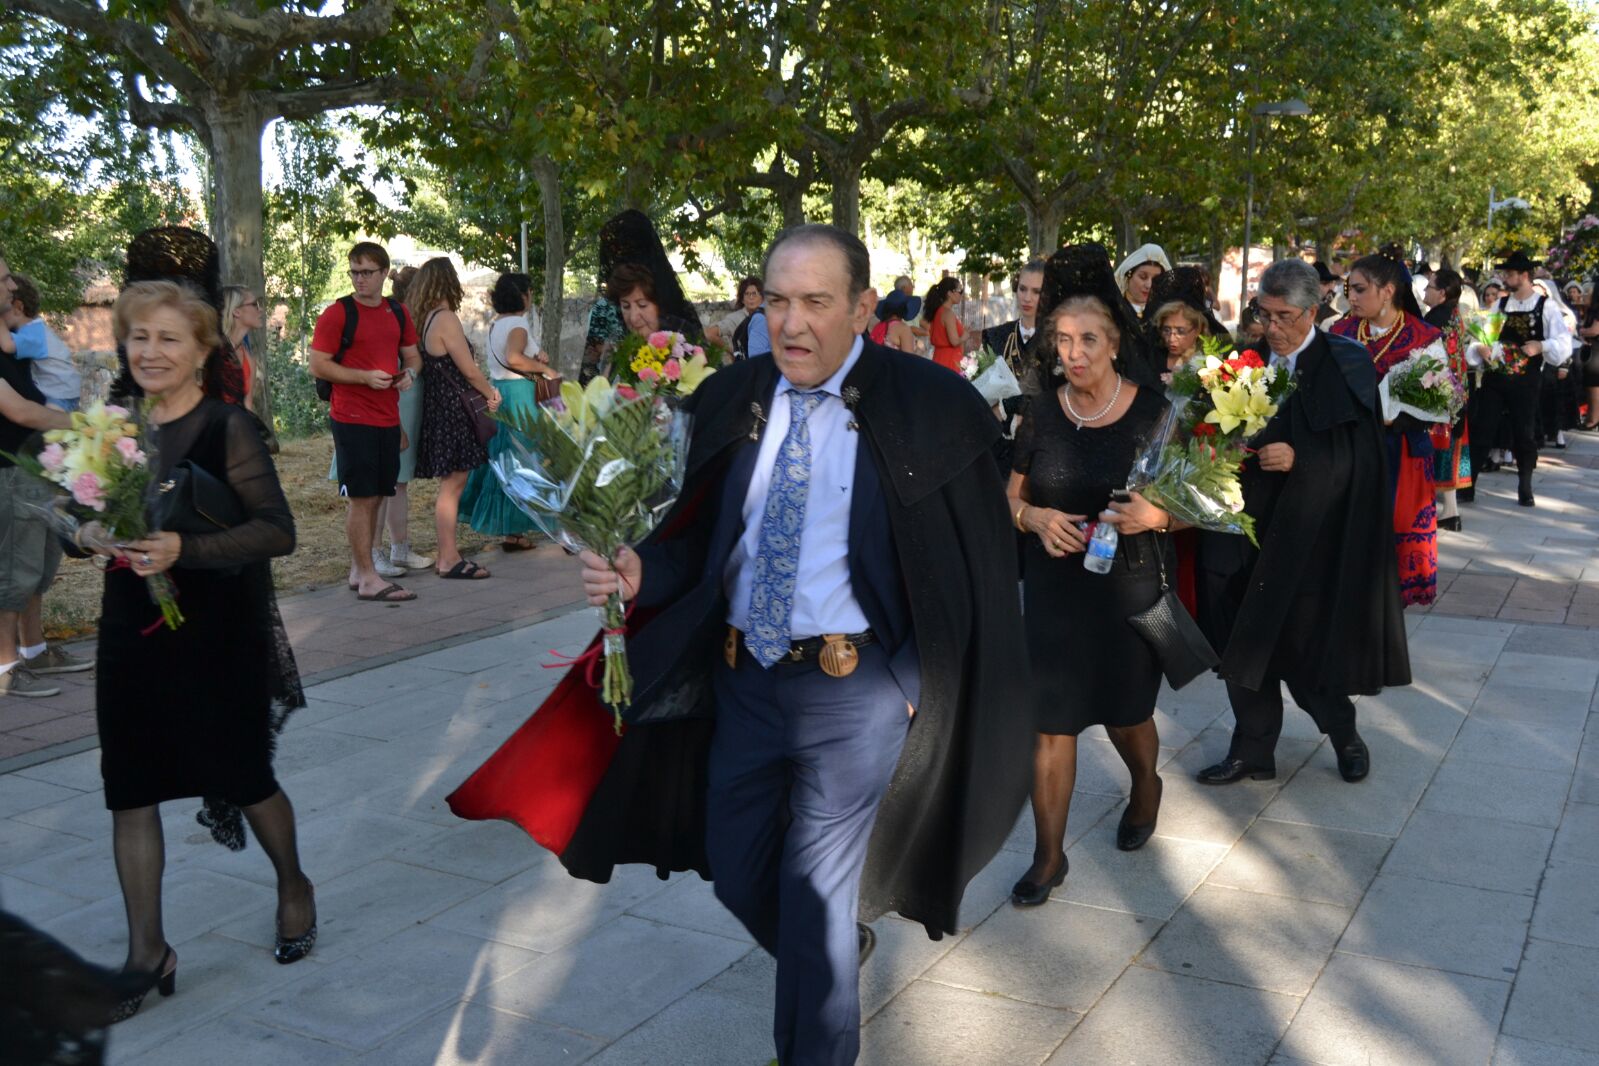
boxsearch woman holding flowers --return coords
[1005,263,1176,907]
[1332,253,1444,606]
[409,257,501,580]
[87,281,311,1021]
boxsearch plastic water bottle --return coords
[1084,520,1118,574]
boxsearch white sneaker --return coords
[371,550,405,578]
[391,543,434,571]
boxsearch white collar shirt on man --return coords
[725,336,871,640]
[1502,290,1575,367]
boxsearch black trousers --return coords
[1469,364,1542,481]
[1225,679,1357,767]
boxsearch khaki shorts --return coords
[0,466,63,611]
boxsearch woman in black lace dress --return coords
[409,257,502,580]
[86,281,313,1022]
[1006,284,1179,906]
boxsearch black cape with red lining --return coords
[1198,330,1411,694]
[449,341,1034,939]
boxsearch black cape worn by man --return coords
[1198,313,1410,781]
[561,342,1033,934]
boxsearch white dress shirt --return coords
[1501,291,1574,367]
[726,337,871,639]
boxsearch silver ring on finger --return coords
[140,554,152,567]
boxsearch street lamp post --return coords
[1240,98,1313,322]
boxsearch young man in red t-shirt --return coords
[310,242,424,602]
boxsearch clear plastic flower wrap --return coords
[1124,341,1294,547]
[488,377,693,728]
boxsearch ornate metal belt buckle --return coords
[818,634,858,678]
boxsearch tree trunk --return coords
[204,98,276,444]
[531,155,570,377]
[1022,197,1065,257]
[778,180,807,229]
[829,160,862,236]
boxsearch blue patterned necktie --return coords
[744,390,826,667]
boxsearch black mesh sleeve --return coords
[175,410,295,568]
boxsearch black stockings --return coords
[1025,719,1162,882]
[112,789,312,973]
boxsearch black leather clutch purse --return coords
[1127,536,1219,690]
[149,461,245,534]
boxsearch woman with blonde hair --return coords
[407,257,501,580]
[87,280,312,1023]
[219,285,262,411]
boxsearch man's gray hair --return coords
[1257,259,1322,310]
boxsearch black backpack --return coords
[731,306,765,360]
[315,294,408,401]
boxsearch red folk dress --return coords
[1331,312,1442,606]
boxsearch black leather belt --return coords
[726,626,875,664]
[783,630,875,662]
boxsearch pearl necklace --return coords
[1063,374,1123,429]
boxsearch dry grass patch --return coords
[44,433,501,639]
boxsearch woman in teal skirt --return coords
[461,273,558,549]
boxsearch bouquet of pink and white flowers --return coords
[960,344,1023,406]
[14,403,183,629]
[1379,341,1465,424]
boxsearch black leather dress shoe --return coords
[1518,489,1536,507]
[1334,735,1370,782]
[857,923,876,966]
[1116,776,1163,851]
[1437,515,1462,532]
[1196,758,1275,785]
[1010,857,1068,907]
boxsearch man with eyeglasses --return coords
[310,242,423,603]
[1196,258,1409,789]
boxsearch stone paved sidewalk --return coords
[0,432,1596,1065]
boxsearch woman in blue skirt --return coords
[460,272,558,549]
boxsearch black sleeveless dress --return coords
[1013,385,1172,736]
[416,312,490,478]
[97,399,301,838]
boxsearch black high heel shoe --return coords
[110,946,176,1023]
[274,882,317,965]
[1010,856,1068,907]
[1116,776,1163,851]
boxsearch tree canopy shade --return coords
[6,0,1599,357]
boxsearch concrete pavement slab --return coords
[1046,966,1298,1066]
[358,1000,604,1066]
[1529,862,1599,949]
[1140,883,1351,995]
[1339,873,1533,980]
[1501,938,1599,1054]
[1204,819,1391,908]
[1279,952,1510,1066]
[860,979,1079,1066]
[925,900,1158,1012]
[1382,809,1554,895]
[475,915,749,1040]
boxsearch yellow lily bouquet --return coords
[1127,340,1294,546]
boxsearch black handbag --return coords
[460,388,498,446]
[1126,535,1219,690]
[149,460,246,534]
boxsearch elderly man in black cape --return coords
[1195,258,1410,787]
[542,225,1029,1065]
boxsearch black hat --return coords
[124,226,222,310]
[1495,250,1541,273]
[1313,261,1338,285]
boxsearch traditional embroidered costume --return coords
[1332,311,1442,606]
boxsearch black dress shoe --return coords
[1518,487,1536,507]
[1334,734,1370,782]
[1010,857,1067,907]
[1459,486,1475,504]
[1480,459,1501,473]
[1196,757,1275,785]
[1116,776,1163,851]
[857,922,876,967]
[1437,515,1462,532]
